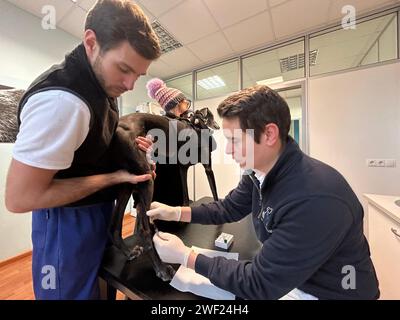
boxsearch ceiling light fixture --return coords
[256,76,284,86]
[197,76,226,90]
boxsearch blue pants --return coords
[31,202,113,300]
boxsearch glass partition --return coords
[310,13,398,76]
[242,40,305,88]
[165,73,193,101]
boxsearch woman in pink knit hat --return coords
[145,78,191,207]
[146,78,191,117]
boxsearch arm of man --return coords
[5,90,150,213]
[148,174,254,224]
[5,159,150,213]
[192,198,354,299]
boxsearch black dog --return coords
[108,109,219,281]
[179,108,220,204]
[156,108,220,205]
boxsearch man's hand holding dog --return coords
[135,134,156,179]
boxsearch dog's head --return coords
[190,107,220,131]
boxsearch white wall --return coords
[0,0,79,89]
[309,62,400,218]
[0,1,79,261]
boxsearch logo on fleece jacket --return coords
[262,207,274,220]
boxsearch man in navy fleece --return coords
[147,85,379,300]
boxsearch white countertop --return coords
[364,194,400,224]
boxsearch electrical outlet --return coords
[377,160,385,167]
[366,159,397,167]
[366,159,378,167]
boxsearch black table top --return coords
[99,197,261,300]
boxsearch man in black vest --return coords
[5,0,160,299]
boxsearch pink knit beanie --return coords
[146,78,186,111]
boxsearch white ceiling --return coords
[5,0,400,79]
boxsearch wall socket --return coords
[366,159,396,167]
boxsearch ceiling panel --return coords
[271,0,331,39]
[203,0,268,29]
[132,1,156,22]
[223,11,275,53]
[158,46,202,74]
[187,32,234,63]
[157,0,220,44]
[58,6,87,40]
[137,0,184,18]
[268,0,290,7]
[6,0,75,21]
[77,0,96,11]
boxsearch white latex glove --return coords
[153,232,192,267]
[147,201,181,222]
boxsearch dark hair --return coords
[217,85,291,144]
[85,0,161,60]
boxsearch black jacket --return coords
[191,138,379,300]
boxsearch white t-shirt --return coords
[13,90,91,170]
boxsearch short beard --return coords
[92,54,108,94]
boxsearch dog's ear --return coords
[199,108,208,117]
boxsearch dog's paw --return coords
[127,245,144,261]
[156,264,176,282]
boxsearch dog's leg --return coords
[108,184,135,259]
[179,166,190,206]
[203,162,219,201]
[136,181,175,281]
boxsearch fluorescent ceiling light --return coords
[256,76,284,86]
[197,76,226,90]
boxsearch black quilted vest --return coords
[18,44,120,206]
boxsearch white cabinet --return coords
[365,194,400,300]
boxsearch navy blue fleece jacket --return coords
[191,138,379,300]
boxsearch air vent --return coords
[280,49,319,73]
[151,21,183,54]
